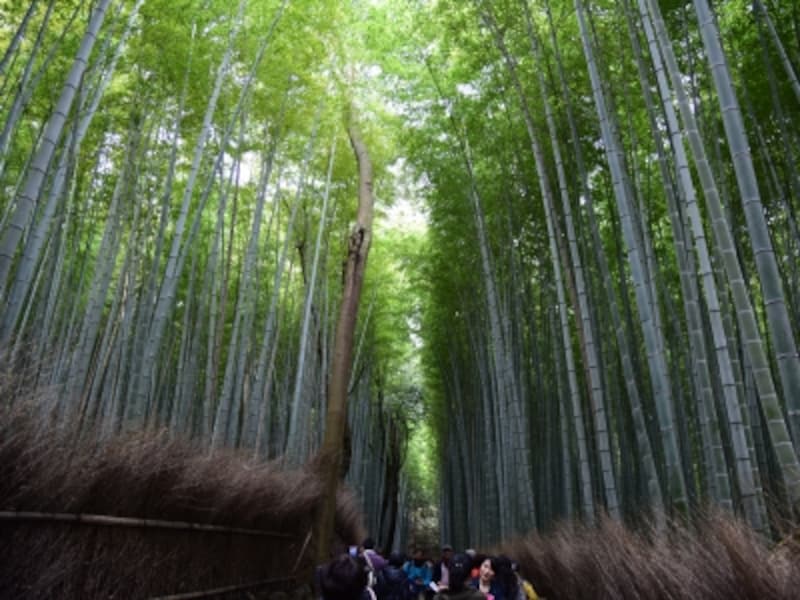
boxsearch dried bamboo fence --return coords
[496,514,800,600]
[0,403,365,599]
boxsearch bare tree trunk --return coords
[315,115,374,563]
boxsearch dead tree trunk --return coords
[314,114,374,563]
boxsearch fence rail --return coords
[149,575,298,600]
[0,510,294,538]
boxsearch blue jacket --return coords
[404,561,432,593]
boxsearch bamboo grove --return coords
[393,0,800,547]
[0,0,422,553]
[2,0,800,554]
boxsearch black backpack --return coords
[376,568,413,600]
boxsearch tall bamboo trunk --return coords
[0,0,60,181]
[753,0,800,105]
[575,0,688,513]
[693,0,800,445]
[0,0,40,82]
[0,0,113,298]
[542,0,665,518]
[128,0,246,428]
[644,0,800,508]
[637,0,767,528]
[286,137,337,464]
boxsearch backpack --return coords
[520,579,539,600]
[364,550,378,588]
[376,568,413,600]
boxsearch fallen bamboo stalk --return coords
[0,510,294,538]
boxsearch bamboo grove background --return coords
[407,0,800,548]
[1,0,800,554]
[0,0,419,554]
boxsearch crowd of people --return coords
[316,539,541,600]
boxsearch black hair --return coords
[491,555,518,600]
[363,537,376,550]
[472,553,488,571]
[388,551,405,568]
[320,554,368,600]
[447,553,473,593]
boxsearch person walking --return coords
[432,544,454,592]
[488,556,519,600]
[433,554,485,600]
[470,556,499,600]
[404,548,432,600]
[375,551,414,600]
[318,554,374,600]
[362,538,388,573]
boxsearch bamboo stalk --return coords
[0,511,293,537]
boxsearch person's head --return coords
[447,553,473,593]
[412,548,424,563]
[491,556,517,596]
[490,556,509,575]
[362,537,376,551]
[471,553,487,569]
[319,554,368,600]
[442,544,454,561]
[388,551,405,568]
[479,557,495,583]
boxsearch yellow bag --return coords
[521,579,539,600]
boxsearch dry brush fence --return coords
[0,402,366,599]
[497,514,800,600]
